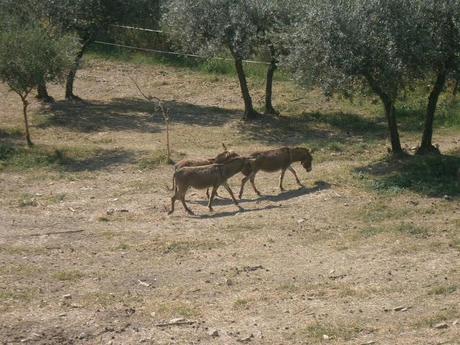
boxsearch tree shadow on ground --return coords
[355,152,460,198]
[38,98,239,133]
[57,149,137,172]
[236,111,387,146]
[0,142,137,172]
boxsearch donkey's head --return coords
[299,148,313,172]
[214,143,239,163]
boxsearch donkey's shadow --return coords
[190,180,331,207]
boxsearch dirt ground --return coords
[0,57,459,345]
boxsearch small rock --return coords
[433,322,448,329]
[443,195,452,201]
[208,329,219,337]
[393,306,406,311]
[322,334,330,340]
[106,208,115,215]
[238,334,254,343]
[169,317,185,323]
[58,313,67,317]
[297,218,305,224]
[138,280,151,287]
[63,294,72,299]
[225,278,233,286]
[362,341,376,345]
[453,319,458,326]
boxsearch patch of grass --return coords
[18,193,39,207]
[359,202,410,222]
[116,243,130,250]
[0,263,43,276]
[395,223,429,238]
[53,270,84,282]
[154,301,200,319]
[0,245,47,255]
[302,322,363,342]
[358,226,386,238]
[161,239,222,254]
[46,193,66,204]
[414,306,459,329]
[138,150,172,169]
[326,141,345,152]
[233,298,250,310]
[0,127,23,138]
[427,285,457,296]
[81,292,118,308]
[0,288,39,304]
[367,154,460,197]
[0,144,100,171]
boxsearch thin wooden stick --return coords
[129,76,172,163]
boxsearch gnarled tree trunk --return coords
[453,78,458,98]
[231,52,260,120]
[366,75,403,155]
[381,97,403,155]
[417,67,447,155]
[65,40,91,101]
[37,78,54,103]
[264,45,279,115]
[20,96,33,146]
[265,58,279,115]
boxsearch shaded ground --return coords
[0,58,459,345]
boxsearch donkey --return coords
[169,156,254,215]
[171,143,239,198]
[238,147,313,198]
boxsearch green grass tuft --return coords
[53,270,84,282]
[368,155,460,197]
[138,150,172,169]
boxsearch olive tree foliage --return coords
[413,0,460,154]
[162,0,262,120]
[0,20,79,146]
[287,0,419,155]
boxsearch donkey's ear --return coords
[222,143,228,151]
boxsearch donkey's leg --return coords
[249,173,261,196]
[239,175,250,199]
[288,166,303,187]
[279,168,287,191]
[223,182,240,208]
[180,187,194,215]
[168,194,177,215]
[208,186,218,212]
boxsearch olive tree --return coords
[287,0,419,155]
[0,22,78,145]
[248,0,300,115]
[413,0,460,154]
[163,0,262,120]
[39,0,124,101]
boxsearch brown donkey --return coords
[169,156,254,215]
[238,147,313,198]
[171,143,239,198]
